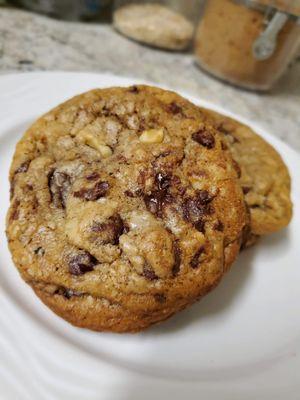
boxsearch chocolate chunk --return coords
[194,219,205,233]
[62,289,74,299]
[69,251,98,275]
[90,214,126,245]
[129,85,139,93]
[167,102,183,115]
[155,172,171,190]
[192,128,215,149]
[154,293,166,303]
[172,242,181,276]
[172,175,183,190]
[190,246,205,269]
[144,172,173,217]
[102,106,110,117]
[214,220,224,231]
[182,198,201,222]
[143,264,158,281]
[86,172,100,181]
[34,247,45,256]
[195,190,214,206]
[54,287,79,299]
[10,161,31,199]
[183,193,213,224]
[48,170,71,208]
[144,193,160,215]
[15,160,30,174]
[124,190,135,198]
[144,191,173,217]
[242,186,251,195]
[74,181,109,201]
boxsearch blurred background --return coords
[0,0,299,149]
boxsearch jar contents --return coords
[258,0,300,16]
[113,3,194,50]
[194,0,300,90]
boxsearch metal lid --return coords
[254,0,300,17]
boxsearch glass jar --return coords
[113,0,201,51]
[194,0,300,90]
[11,0,112,20]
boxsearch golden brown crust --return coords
[6,86,248,332]
[200,108,293,237]
[33,273,223,333]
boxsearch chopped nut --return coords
[77,131,112,158]
[190,177,205,190]
[139,129,164,144]
[77,131,98,148]
[98,144,113,158]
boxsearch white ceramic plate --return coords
[0,72,299,400]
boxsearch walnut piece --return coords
[139,129,164,144]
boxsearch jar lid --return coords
[254,0,300,17]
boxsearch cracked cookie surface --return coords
[200,108,292,243]
[6,86,248,332]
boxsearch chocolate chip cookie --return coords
[6,86,248,332]
[201,108,292,243]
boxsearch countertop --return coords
[0,7,299,151]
